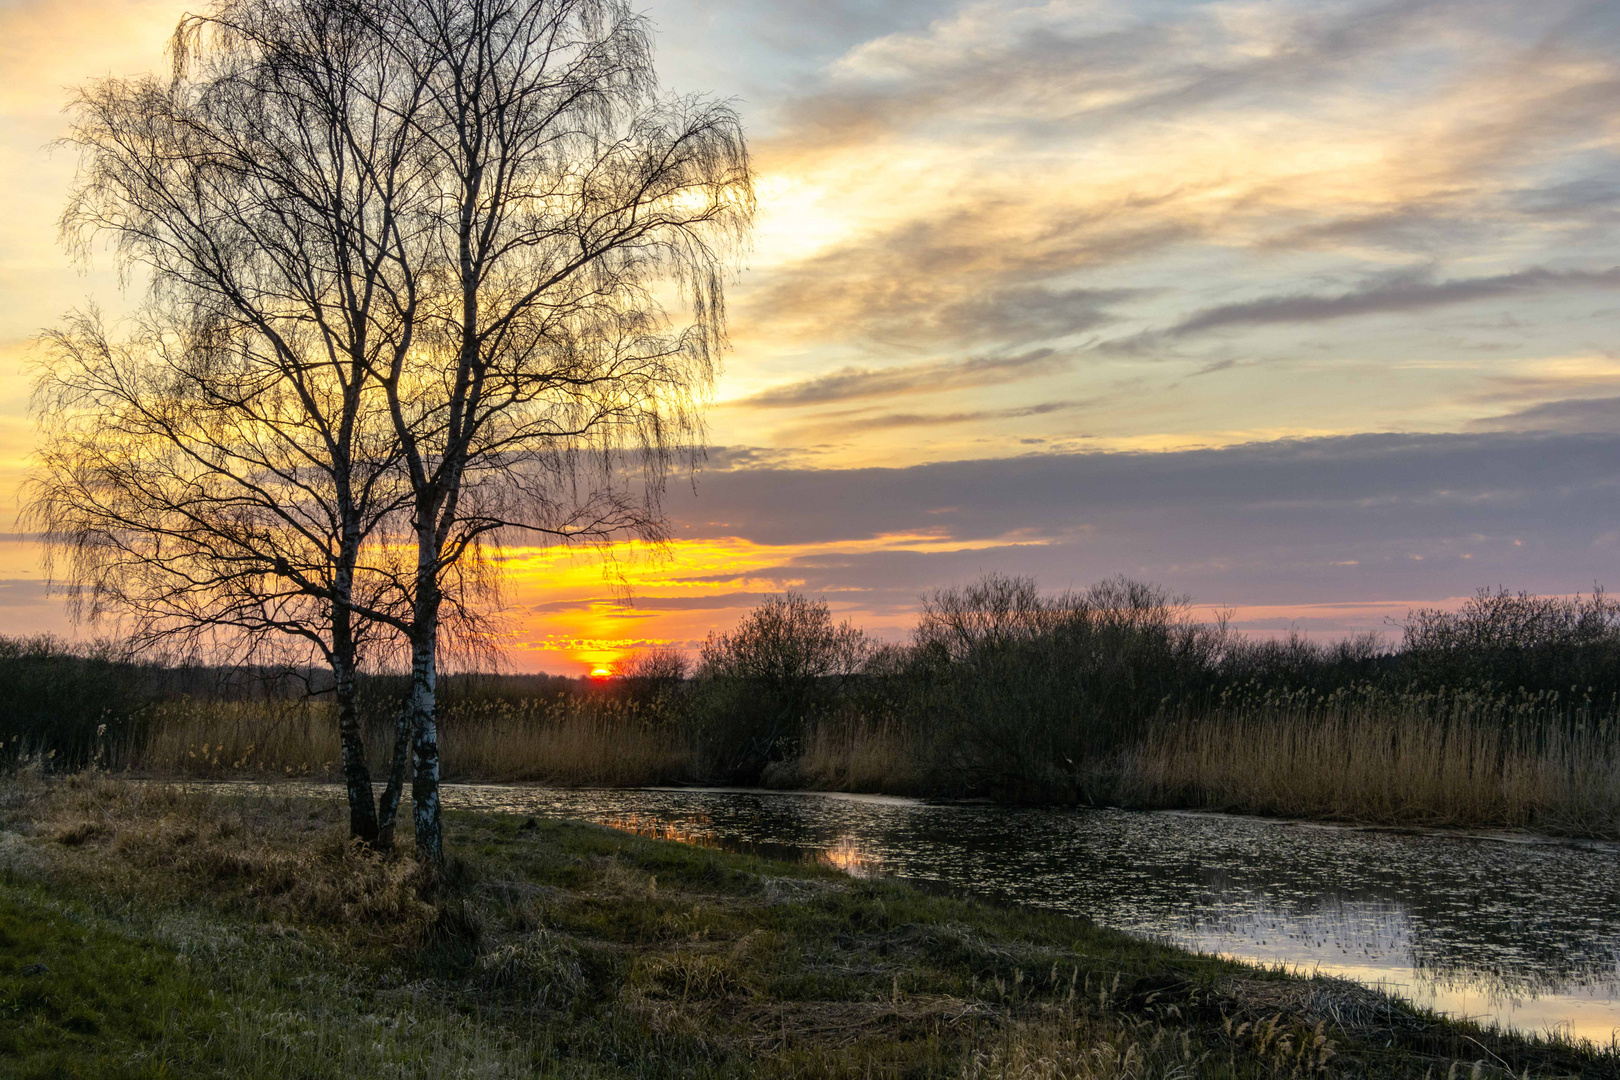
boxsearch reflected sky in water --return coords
[437,784,1620,1044]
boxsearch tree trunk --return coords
[333,611,380,844]
[376,700,412,848]
[409,618,443,865]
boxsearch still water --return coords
[434,784,1620,1044]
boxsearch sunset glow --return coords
[1,0,1618,673]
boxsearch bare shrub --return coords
[694,593,872,780]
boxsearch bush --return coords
[1400,587,1620,698]
[692,593,871,780]
[893,575,1226,798]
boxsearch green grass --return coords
[1,776,1616,1078]
[0,885,219,1079]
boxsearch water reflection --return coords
[193,780,1620,1041]
[591,810,880,876]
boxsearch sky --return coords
[1,0,1618,672]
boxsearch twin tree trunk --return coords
[339,532,445,862]
[334,635,439,859]
[333,576,439,860]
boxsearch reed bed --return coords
[112,687,1620,838]
[1120,690,1620,837]
[789,718,928,793]
[122,695,692,787]
[130,698,342,777]
[438,698,691,785]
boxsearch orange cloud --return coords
[490,529,1054,673]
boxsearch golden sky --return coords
[3,0,1619,672]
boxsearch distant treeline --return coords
[6,577,1620,807]
[677,578,1620,798]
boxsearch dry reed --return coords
[793,718,928,793]
[132,698,342,778]
[102,683,1620,839]
[123,695,691,786]
[1121,691,1620,837]
[439,698,690,785]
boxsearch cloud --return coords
[0,579,51,608]
[739,348,1070,408]
[1468,395,1620,433]
[1171,267,1620,336]
[783,399,1095,437]
[529,591,770,614]
[723,0,1620,424]
[666,432,1620,608]
[737,225,1150,355]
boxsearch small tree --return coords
[621,646,690,704]
[696,594,870,779]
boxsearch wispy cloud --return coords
[529,592,772,614]
[1468,395,1620,433]
[786,399,1093,437]
[1172,267,1620,336]
[739,348,1068,408]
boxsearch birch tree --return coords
[371,0,754,862]
[30,0,429,842]
[31,0,753,865]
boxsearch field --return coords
[3,773,1616,1079]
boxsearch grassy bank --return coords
[2,774,1615,1079]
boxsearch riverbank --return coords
[2,774,1615,1078]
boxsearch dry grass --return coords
[959,1023,1212,1080]
[442,698,690,785]
[125,695,691,786]
[0,774,534,1077]
[4,770,438,938]
[131,697,344,778]
[791,718,928,794]
[1120,696,1620,837]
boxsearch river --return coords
[213,780,1620,1043]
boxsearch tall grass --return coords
[436,696,690,785]
[1118,688,1620,836]
[133,698,343,777]
[789,717,928,793]
[123,693,692,786]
